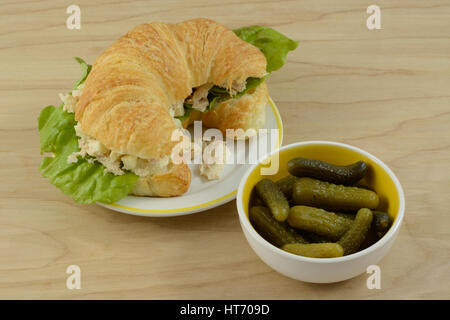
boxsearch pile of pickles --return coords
[249,157,392,258]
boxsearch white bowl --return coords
[236,141,405,283]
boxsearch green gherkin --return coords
[255,179,290,222]
[250,206,307,247]
[287,206,354,241]
[293,177,379,211]
[275,175,298,200]
[288,157,368,186]
[282,243,344,258]
[338,208,374,255]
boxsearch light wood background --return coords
[1,0,449,299]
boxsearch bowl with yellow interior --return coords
[236,141,405,283]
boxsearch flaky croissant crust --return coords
[75,18,267,160]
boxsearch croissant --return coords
[75,18,268,197]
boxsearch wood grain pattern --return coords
[1,0,449,299]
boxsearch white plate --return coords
[98,98,283,217]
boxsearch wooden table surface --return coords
[1,0,449,299]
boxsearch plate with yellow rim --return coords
[97,98,283,217]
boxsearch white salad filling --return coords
[199,140,229,180]
[60,86,170,177]
[191,83,213,112]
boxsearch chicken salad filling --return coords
[61,86,171,178]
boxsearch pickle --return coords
[255,179,290,222]
[336,212,356,220]
[252,194,264,207]
[249,206,307,247]
[287,206,354,241]
[282,243,344,258]
[360,227,379,250]
[275,175,298,200]
[287,157,368,185]
[292,177,379,210]
[301,230,331,243]
[338,208,374,255]
[372,211,392,238]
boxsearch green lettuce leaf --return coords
[207,95,221,111]
[176,104,193,122]
[234,76,266,98]
[233,25,298,73]
[38,59,138,204]
[202,77,266,113]
[39,105,138,204]
[72,57,92,90]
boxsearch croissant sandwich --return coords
[38,18,297,203]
